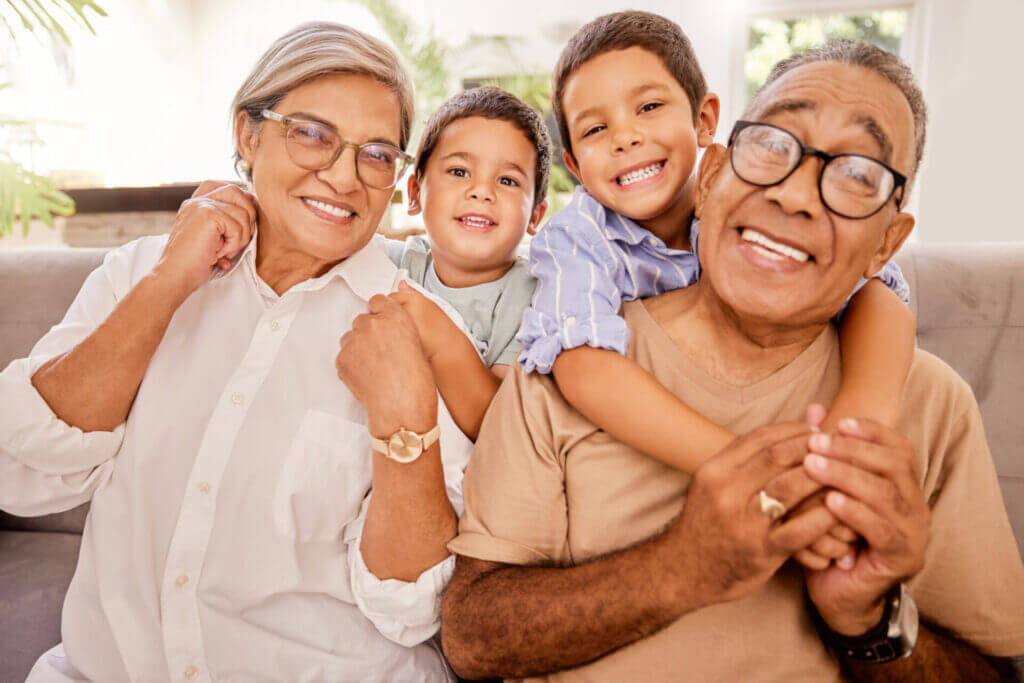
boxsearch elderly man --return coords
[441,41,1024,681]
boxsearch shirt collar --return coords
[214,230,398,301]
[575,185,697,252]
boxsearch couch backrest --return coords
[1,244,1022,556]
[0,248,106,535]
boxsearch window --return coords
[744,9,909,102]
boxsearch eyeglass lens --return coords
[285,120,403,189]
[731,124,896,218]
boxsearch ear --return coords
[406,175,422,216]
[562,151,582,184]
[694,143,729,219]
[696,92,721,147]
[864,211,915,278]
[235,110,259,169]
[527,199,548,236]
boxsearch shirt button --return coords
[270,319,281,331]
[230,392,244,405]
[175,574,189,588]
[183,665,198,680]
[197,482,211,494]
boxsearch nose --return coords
[762,155,823,219]
[611,123,643,153]
[315,145,362,195]
[466,177,495,203]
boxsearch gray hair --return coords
[230,21,415,181]
[752,39,927,179]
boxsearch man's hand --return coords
[388,280,459,361]
[670,422,844,607]
[336,294,438,438]
[802,418,930,636]
[154,181,257,298]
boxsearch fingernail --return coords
[838,553,855,570]
[807,454,828,471]
[828,491,845,508]
[810,434,831,451]
[839,418,858,431]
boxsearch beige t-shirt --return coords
[450,300,1024,682]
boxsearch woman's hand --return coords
[154,181,258,298]
[336,294,438,439]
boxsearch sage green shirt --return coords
[385,236,535,368]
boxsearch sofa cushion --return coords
[0,504,90,535]
[0,530,82,683]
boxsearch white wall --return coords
[5,0,1020,242]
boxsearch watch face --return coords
[387,429,423,463]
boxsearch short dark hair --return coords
[552,11,708,160]
[753,39,928,179]
[414,87,552,208]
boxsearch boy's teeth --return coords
[617,162,664,186]
[461,216,493,227]
[740,228,810,263]
[304,198,353,218]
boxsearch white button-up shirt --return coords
[0,234,473,682]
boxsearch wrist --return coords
[816,594,887,637]
[368,408,437,441]
[145,267,195,307]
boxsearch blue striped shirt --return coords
[517,186,909,374]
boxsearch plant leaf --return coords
[0,158,75,237]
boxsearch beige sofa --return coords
[0,243,1022,681]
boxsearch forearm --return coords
[360,442,458,581]
[430,331,500,440]
[553,347,733,473]
[31,271,189,432]
[443,534,698,679]
[830,280,915,430]
[845,621,1003,682]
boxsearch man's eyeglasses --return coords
[727,120,907,220]
[261,109,413,190]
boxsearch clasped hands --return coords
[677,410,929,637]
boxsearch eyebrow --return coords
[285,110,401,148]
[755,100,894,162]
[852,115,893,163]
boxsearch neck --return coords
[255,216,337,296]
[431,253,516,289]
[646,279,827,386]
[635,175,697,251]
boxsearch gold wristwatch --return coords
[371,425,441,463]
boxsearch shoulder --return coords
[902,348,976,421]
[100,234,170,298]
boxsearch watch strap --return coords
[812,584,916,664]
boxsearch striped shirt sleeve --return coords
[516,216,629,374]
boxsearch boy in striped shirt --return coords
[517,11,914,566]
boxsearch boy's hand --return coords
[389,281,459,360]
[791,404,860,571]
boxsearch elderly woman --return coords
[0,22,470,682]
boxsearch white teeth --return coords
[740,228,810,263]
[460,216,493,227]
[617,162,664,186]
[304,198,353,218]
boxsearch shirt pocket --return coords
[273,409,372,542]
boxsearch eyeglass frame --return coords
[726,120,908,220]
[260,109,414,189]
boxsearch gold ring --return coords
[759,490,786,520]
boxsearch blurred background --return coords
[1,0,1020,248]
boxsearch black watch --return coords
[814,583,919,664]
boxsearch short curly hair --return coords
[414,87,552,208]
